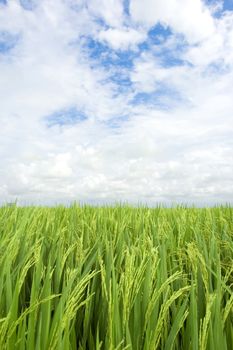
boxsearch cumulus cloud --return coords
[87,0,125,27]
[130,0,215,43]
[98,27,146,50]
[0,0,233,205]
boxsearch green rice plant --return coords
[0,204,232,349]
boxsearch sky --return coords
[0,0,233,206]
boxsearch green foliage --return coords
[0,204,232,349]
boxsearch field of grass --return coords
[0,204,233,349]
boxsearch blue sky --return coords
[0,0,233,205]
[223,0,233,10]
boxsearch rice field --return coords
[0,204,233,349]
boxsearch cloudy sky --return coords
[0,0,233,205]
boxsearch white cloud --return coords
[98,27,146,50]
[0,0,233,205]
[130,0,215,43]
[0,1,129,120]
[87,0,124,27]
[184,10,233,67]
